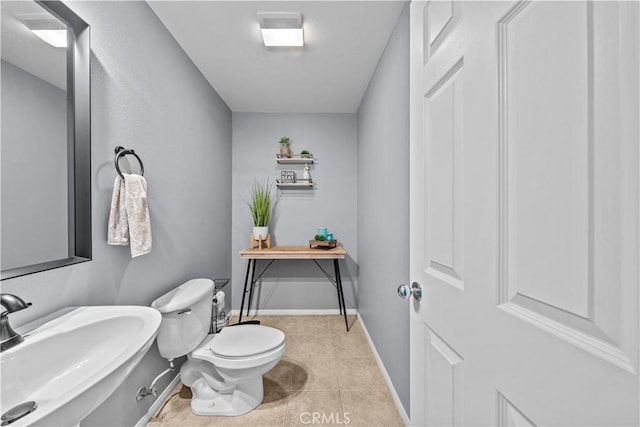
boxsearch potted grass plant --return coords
[248,178,272,240]
[279,136,291,158]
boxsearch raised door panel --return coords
[506,0,590,318]
[496,392,536,427]
[423,0,461,60]
[425,326,464,426]
[497,0,638,373]
[424,60,464,290]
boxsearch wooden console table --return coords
[239,246,349,331]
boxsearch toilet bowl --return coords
[151,279,286,416]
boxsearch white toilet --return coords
[151,278,286,416]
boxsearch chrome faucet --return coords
[1,294,32,352]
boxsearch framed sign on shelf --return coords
[280,170,296,183]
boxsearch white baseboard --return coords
[357,313,410,426]
[229,308,358,316]
[134,373,181,427]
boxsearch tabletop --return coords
[239,245,346,260]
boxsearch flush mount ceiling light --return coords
[20,16,68,48]
[258,12,304,47]
[31,29,67,47]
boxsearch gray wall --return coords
[1,60,69,270]
[356,4,410,414]
[231,113,358,313]
[1,2,232,425]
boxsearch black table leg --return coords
[239,259,253,323]
[334,259,349,331]
[332,260,344,316]
[247,259,258,317]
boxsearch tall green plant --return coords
[249,179,272,227]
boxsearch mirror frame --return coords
[1,0,91,280]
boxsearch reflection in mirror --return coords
[1,1,68,270]
[0,0,91,280]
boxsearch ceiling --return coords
[147,1,406,113]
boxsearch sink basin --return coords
[0,306,161,426]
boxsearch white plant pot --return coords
[252,226,269,240]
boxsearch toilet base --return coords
[189,376,264,416]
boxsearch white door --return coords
[408,1,639,425]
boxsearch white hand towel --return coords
[123,174,152,257]
[107,176,129,246]
[107,173,152,257]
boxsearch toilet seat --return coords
[190,325,286,370]
[211,325,285,358]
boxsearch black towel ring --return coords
[114,146,144,179]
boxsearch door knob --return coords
[397,282,423,301]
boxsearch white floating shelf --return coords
[276,179,314,189]
[276,154,314,164]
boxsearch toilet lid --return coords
[210,325,285,358]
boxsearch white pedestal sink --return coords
[0,306,161,426]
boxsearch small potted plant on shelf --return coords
[279,136,291,158]
[300,149,311,158]
[248,178,272,242]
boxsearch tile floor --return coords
[147,315,404,427]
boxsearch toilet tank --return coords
[151,278,214,360]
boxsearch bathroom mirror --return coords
[1,0,90,280]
